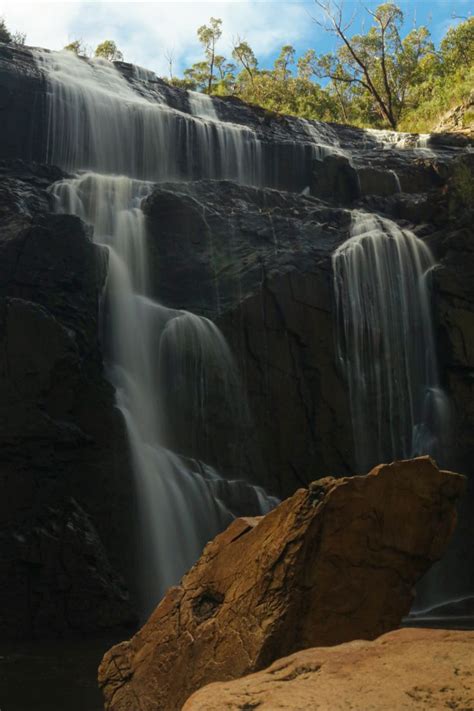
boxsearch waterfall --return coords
[49,171,277,614]
[35,47,279,616]
[34,48,269,185]
[188,90,218,120]
[364,128,435,156]
[333,210,450,472]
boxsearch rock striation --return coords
[98,457,465,711]
[183,627,474,710]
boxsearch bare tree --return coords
[164,48,174,81]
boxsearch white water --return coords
[299,116,347,159]
[364,127,435,156]
[49,172,278,613]
[390,169,402,192]
[34,48,271,186]
[188,90,218,120]
[333,211,450,472]
[35,48,280,615]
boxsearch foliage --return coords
[184,18,224,93]
[176,9,474,132]
[0,17,26,45]
[11,31,26,46]
[399,17,474,132]
[0,17,12,43]
[1,6,472,132]
[64,39,88,56]
[95,40,123,62]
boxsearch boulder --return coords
[183,628,474,710]
[98,457,465,711]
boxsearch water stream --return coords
[333,210,450,473]
[35,50,278,615]
[32,48,459,620]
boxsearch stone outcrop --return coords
[183,628,474,710]
[98,457,465,711]
[434,90,474,138]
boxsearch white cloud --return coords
[1,1,320,75]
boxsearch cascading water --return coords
[188,90,218,120]
[34,48,269,186]
[333,210,450,473]
[36,49,279,616]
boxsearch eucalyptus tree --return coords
[95,40,123,62]
[313,1,433,128]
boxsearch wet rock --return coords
[143,180,353,494]
[98,457,465,711]
[183,628,474,710]
[357,165,400,196]
[0,166,138,637]
[311,153,360,203]
[0,497,137,639]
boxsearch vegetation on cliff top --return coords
[172,5,473,133]
[1,4,473,132]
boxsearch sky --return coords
[0,0,471,77]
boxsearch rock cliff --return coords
[0,42,473,636]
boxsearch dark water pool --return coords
[0,635,123,711]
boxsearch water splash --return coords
[332,210,450,471]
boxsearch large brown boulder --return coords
[184,628,474,710]
[98,457,465,711]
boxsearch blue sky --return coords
[1,1,470,77]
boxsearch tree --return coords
[298,48,350,121]
[184,61,209,92]
[440,16,474,72]
[214,55,237,94]
[273,45,296,81]
[0,18,27,46]
[164,48,174,81]
[11,31,26,45]
[313,1,432,128]
[196,17,222,93]
[0,18,12,43]
[64,39,87,56]
[232,39,258,83]
[95,40,123,62]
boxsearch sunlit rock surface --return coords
[99,457,465,711]
[183,628,474,711]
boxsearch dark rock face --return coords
[0,497,136,639]
[0,45,46,162]
[0,163,138,638]
[143,181,353,493]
